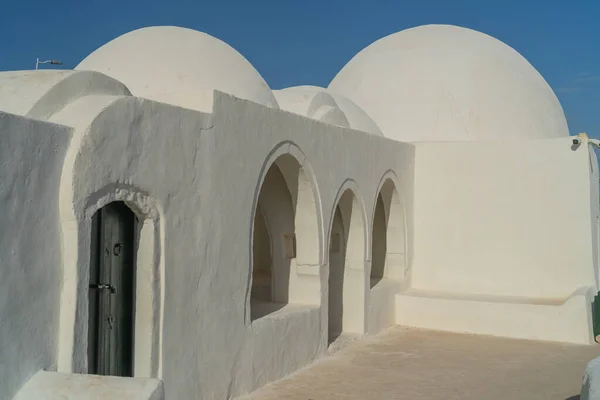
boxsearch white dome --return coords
[76,26,278,112]
[328,25,569,142]
[275,85,383,136]
[274,86,350,129]
[326,90,383,136]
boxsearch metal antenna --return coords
[36,58,63,70]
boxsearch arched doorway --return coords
[250,154,320,320]
[88,201,137,377]
[370,179,407,287]
[328,189,365,343]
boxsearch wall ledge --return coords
[13,371,164,400]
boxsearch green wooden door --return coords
[88,202,136,377]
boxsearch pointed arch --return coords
[248,142,323,322]
[370,172,408,287]
[327,181,368,341]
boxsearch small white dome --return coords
[328,25,569,142]
[274,87,349,128]
[76,26,278,112]
[326,90,383,136]
[275,85,383,136]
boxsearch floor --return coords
[241,327,600,400]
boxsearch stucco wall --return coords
[34,92,414,400]
[412,138,597,299]
[179,94,414,398]
[1,83,597,398]
[0,112,71,398]
[3,85,597,399]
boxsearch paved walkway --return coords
[242,327,600,400]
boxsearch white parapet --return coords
[395,287,596,345]
[13,371,164,400]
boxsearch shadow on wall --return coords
[370,178,407,288]
[371,194,387,287]
[328,188,366,342]
[328,204,349,343]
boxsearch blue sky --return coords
[1,0,599,137]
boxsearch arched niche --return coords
[328,186,367,342]
[58,188,164,379]
[370,177,407,288]
[250,152,321,320]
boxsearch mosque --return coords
[1,24,599,399]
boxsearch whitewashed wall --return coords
[0,112,71,397]
[2,87,597,399]
[411,138,597,298]
[0,91,413,399]
[396,138,599,343]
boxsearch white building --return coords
[1,24,598,399]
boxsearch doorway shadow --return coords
[370,194,387,288]
[250,299,287,320]
[328,206,347,344]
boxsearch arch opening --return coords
[328,189,366,343]
[58,187,163,379]
[250,154,320,320]
[371,179,407,288]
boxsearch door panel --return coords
[88,202,136,377]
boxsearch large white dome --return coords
[76,26,278,112]
[328,25,569,142]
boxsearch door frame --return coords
[57,188,164,379]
